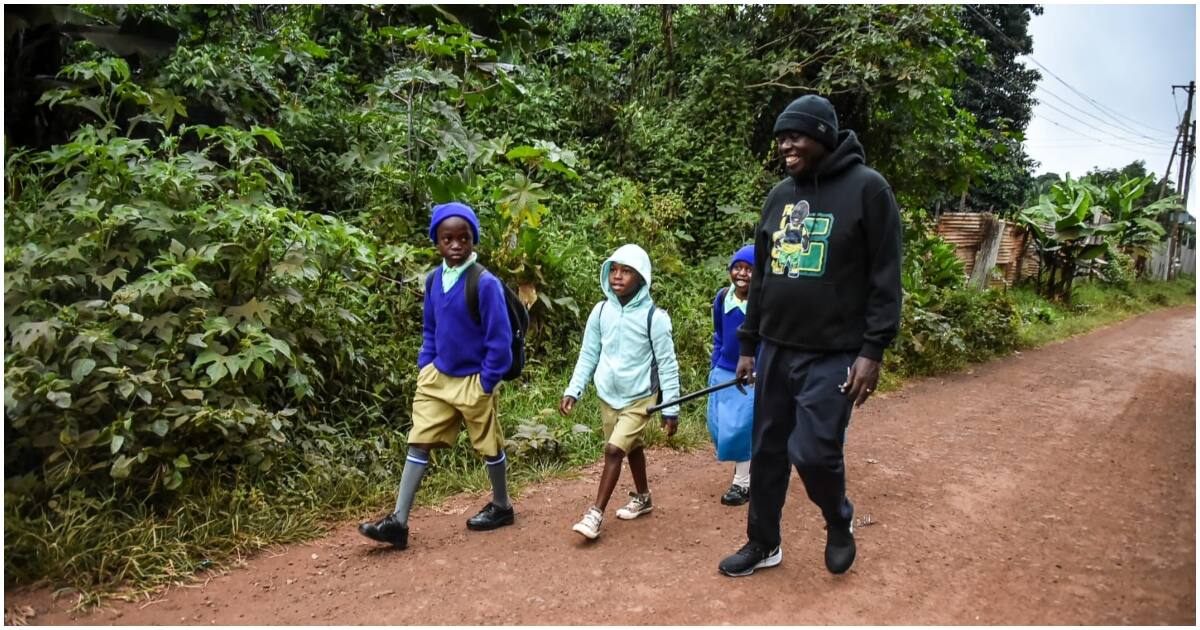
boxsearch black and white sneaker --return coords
[718,540,782,577]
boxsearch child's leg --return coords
[484,450,510,509]
[627,446,649,494]
[733,460,751,488]
[594,444,626,511]
[393,444,432,524]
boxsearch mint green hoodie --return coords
[564,244,682,417]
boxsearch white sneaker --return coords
[572,506,603,539]
[615,492,653,520]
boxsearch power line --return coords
[965,41,1175,144]
[964,75,1171,151]
[1034,86,1175,143]
[1033,91,1176,147]
[965,5,1175,137]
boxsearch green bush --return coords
[4,60,423,502]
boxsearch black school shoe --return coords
[466,502,515,531]
[718,540,783,577]
[358,513,409,549]
[825,519,856,574]
[720,484,750,506]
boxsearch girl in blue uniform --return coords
[707,244,756,505]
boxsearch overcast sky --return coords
[1020,3,1196,213]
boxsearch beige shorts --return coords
[599,393,658,453]
[408,364,504,457]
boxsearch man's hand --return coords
[559,395,577,416]
[735,356,756,394]
[842,356,881,407]
[661,415,679,437]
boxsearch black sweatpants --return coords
[747,342,856,549]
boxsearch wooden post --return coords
[969,214,1003,290]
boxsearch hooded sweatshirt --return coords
[737,130,901,361]
[564,244,683,417]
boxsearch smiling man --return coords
[718,94,902,577]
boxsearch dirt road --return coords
[9,306,1195,625]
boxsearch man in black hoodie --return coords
[718,95,901,577]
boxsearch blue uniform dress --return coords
[707,286,755,462]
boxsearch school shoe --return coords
[718,540,782,577]
[825,519,856,574]
[572,506,603,539]
[358,513,409,549]
[720,484,749,506]
[615,492,653,520]
[466,502,515,531]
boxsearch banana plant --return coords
[1018,176,1122,301]
[1090,174,1177,272]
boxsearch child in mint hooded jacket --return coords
[560,243,682,539]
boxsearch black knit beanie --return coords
[773,95,839,151]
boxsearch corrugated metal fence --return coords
[934,212,1037,287]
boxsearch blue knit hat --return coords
[429,202,480,244]
[729,244,755,270]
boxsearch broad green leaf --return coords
[47,391,72,409]
[150,419,169,436]
[110,455,134,479]
[224,298,275,326]
[505,145,543,160]
[117,380,136,399]
[206,361,228,383]
[10,321,57,352]
[110,434,125,454]
[251,126,284,150]
[181,389,204,401]
[71,357,97,382]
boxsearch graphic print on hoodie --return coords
[739,129,902,362]
[771,199,834,278]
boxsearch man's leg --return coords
[745,342,799,549]
[787,351,855,526]
[789,351,857,573]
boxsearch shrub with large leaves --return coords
[4,59,391,496]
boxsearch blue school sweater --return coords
[418,267,512,394]
[711,287,746,371]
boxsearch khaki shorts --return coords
[408,364,504,457]
[599,393,658,453]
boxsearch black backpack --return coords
[426,264,530,381]
[599,301,663,404]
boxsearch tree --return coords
[955,4,1043,214]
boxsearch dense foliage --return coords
[4,4,1185,594]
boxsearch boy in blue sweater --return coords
[560,244,682,540]
[359,202,514,549]
[707,244,756,506]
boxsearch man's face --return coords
[608,262,641,300]
[778,131,828,177]
[435,217,474,266]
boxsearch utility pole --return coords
[1167,81,1195,279]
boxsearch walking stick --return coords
[646,377,745,414]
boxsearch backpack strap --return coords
[465,263,484,325]
[717,286,729,309]
[645,302,658,388]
